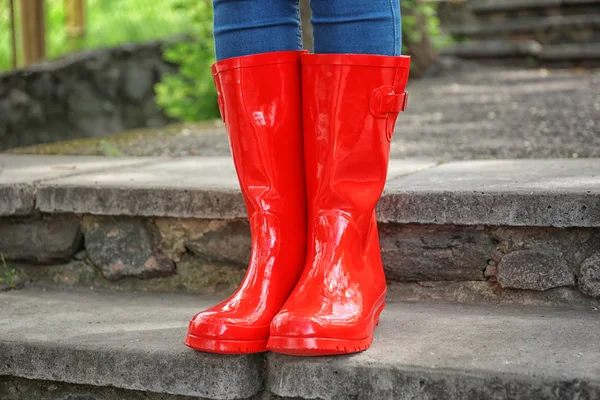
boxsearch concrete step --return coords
[1,155,600,306]
[442,40,600,66]
[441,39,543,59]
[448,13,600,39]
[469,0,600,15]
[0,286,598,400]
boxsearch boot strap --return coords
[370,86,408,118]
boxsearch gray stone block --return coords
[579,253,600,298]
[379,224,495,281]
[185,220,252,267]
[0,214,82,264]
[0,287,263,400]
[268,301,600,399]
[496,249,575,291]
[82,216,175,280]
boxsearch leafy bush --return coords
[401,0,450,52]
[155,0,219,122]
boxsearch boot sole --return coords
[266,302,385,356]
[184,334,267,354]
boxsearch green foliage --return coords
[0,0,193,71]
[99,140,124,157]
[0,254,18,290]
[155,0,219,122]
[401,0,451,51]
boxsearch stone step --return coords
[0,286,598,400]
[469,0,600,15]
[448,13,600,41]
[1,155,600,304]
[440,0,600,65]
[441,39,543,59]
[441,40,600,65]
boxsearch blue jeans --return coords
[213,0,401,61]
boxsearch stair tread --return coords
[469,0,600,13]
[0,287,261,399]
[2,154,599,227]
[448,13,600,36]
[442,39,543,57]
[1,286,598,399]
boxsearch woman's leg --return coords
[213,0,302,60]
[309,0,401,56]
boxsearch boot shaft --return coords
[301,54,410,228]
[212,51,308,219]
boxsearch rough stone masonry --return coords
[3,213,600,301]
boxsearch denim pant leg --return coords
[310,0,401,56]
[213,0,302,61]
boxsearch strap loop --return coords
[369,86,408,118]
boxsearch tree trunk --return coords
[19,0,46,66]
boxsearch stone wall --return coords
[2,213,599,305]
[0,39,180,151]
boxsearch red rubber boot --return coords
[185,51,308,354]
[267,54,410,356]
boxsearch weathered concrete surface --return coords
[6,154,599,227]
[384,281,600,309]
[22,156,600,227]
[35,157,435,219]
[1,287,598,400]
[0,155,153,216]
[0,287,262,400]
[0,214,82,263]
[268,301,600,400]
[36,157,246,219]
[379,159,600,227]
[0,376,215,400]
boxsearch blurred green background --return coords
[0,0,193,71]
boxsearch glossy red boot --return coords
[267,54,410,356]
[185,51,308,354]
